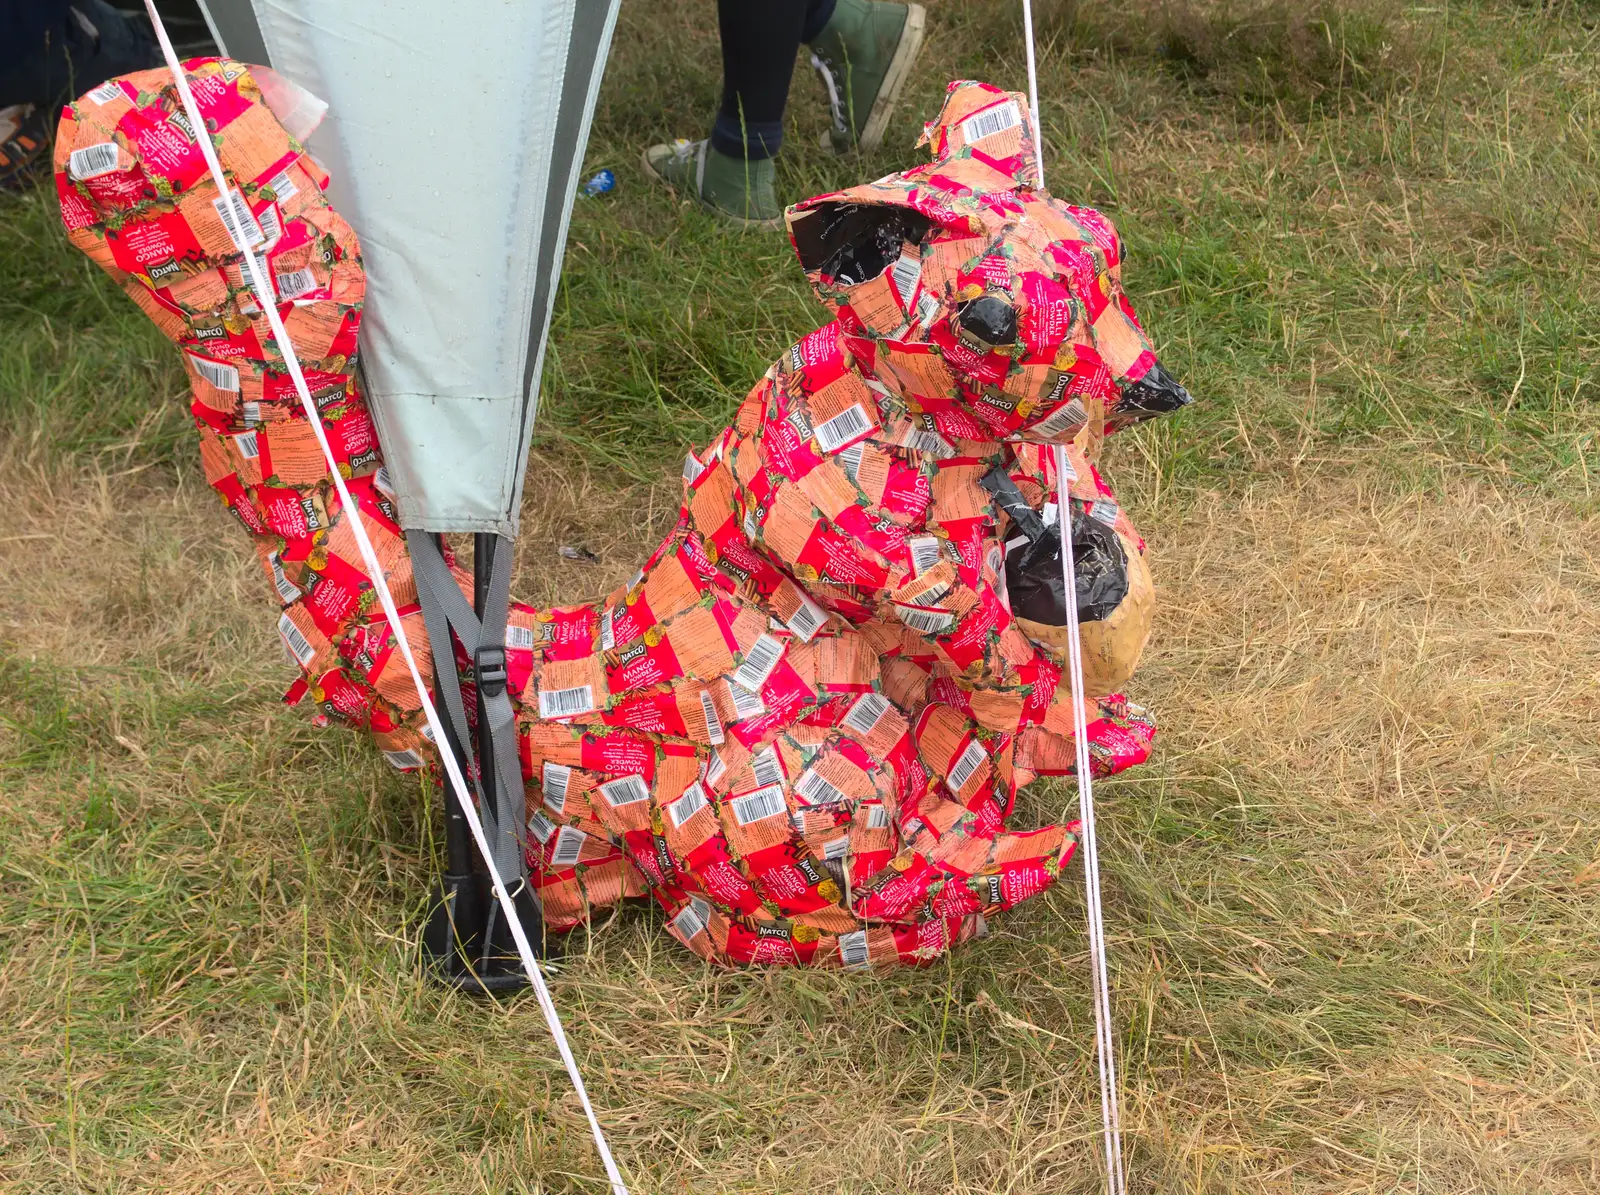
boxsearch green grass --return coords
[3,0,1599,1191]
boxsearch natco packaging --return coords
[56,59,435,770]
[62,74,1191,967]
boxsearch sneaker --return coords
[641,138,782,229]
[0,105,49,192]
[808,0,927,153]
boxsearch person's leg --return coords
[644,1,818,226]
[643,0,927,224]
[1,0,158,110]
[709,0,817,162]
[0,0,161,192]
[807,0,926,153]
[802,0,842,44]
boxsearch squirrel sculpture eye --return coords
[955,293,1019,352]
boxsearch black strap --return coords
[405,530,527,887]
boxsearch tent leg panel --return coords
[421,533,547,994]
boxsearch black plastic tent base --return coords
[423,870,548,995]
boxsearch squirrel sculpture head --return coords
[786,80,1193,445]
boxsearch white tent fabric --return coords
[197,0,621,535]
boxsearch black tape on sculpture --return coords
[790,201,937,284]
[982,466,1129,626]
[1008,512,1129,625]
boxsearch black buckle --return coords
[474,644,508,697]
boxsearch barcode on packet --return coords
[212,189,264,249]
[865,802,890,829]
[599,774,651,807]
[750,746,785,789]
[383,748,424,771]
[725,678,765,722]
[698,690,725,745]
[549,827,586,868]
[266,169,298,202]
[837,928,871,969]
[947,738,989,793]
[244,251,271,294]
[68,142,119,180]
[785,594,827,643]
[256,204,283,247]
[813,404,874,454]
[705,749,728,787]
[86,81,125,105]
[538,684,595,719]
[277,612,315,666]
[894,603,956,634]
[268,552,300,604]
[527,810,556,844]
[1032,397,1088,439]
[1090,498,1120,526]
[542,762,572,814]
[241,401,262,426]
[672,897,710,941]
[234,430,260,460]
[731,633,784,693]
[730,783,787,826]
[898,424,953,457]
[275,267,318,300]
[599,607,616,652]
[961,99,1021,145]
[823,835,851,861]
[837,442,864,480]
[843,692,890,736]
[683,451,704,483]
[667,782,709,828]
[795,768,846,806]
[908,536,942,575]
[188,353,240,392]
[890,248,922,305]
[505,624,536,650]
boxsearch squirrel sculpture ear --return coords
[917,80,1041,190]
[787,200,936,286]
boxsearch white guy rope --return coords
[1021,1,1129,1190]
[140,8,630,1192]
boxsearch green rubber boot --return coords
[808,0,927,154]
[641,138,782,229]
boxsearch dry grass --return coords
[3,0,1598,1191]
[5,396,1596,1195]
[1108,465,1600,1190]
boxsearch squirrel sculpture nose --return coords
[1118,361,1194,419]
[955,293,1018,352]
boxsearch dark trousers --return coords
[0,0,158,110]
[711,0,838,161]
